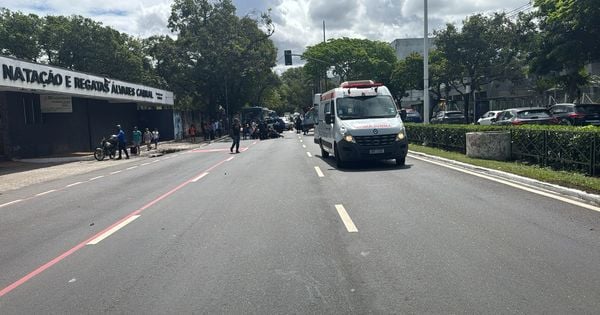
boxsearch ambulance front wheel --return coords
[320,140,329,158]
[396,157,406,166]
[334,143,345,168]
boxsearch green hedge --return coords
[405,123,600,176]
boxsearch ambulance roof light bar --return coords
[340,80,383,89]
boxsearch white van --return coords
[313,80,408,167]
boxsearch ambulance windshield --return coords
[336,95,398,120]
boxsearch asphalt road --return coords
[1,130,599,313]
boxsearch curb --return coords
[408,150,600,207]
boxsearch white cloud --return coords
[0,0,530,64]
[268,0,528,66]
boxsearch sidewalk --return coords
[0,137,228,193]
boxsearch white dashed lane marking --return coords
[89,176,104,181]
[66,182,83,188]
[86,215,141,245]
[110,171,122,175]
[191,172,209,182]
[126,166,138,170]
[306,152,312,157]
[314,166,324,177]
[335,204,358,232]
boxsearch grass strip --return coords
[408,144,600,194]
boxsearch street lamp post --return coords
[423,0,430,124]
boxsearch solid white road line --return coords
[335,204,358,232]
[191,172,209,182]
[87,215,141,245]
[0,199,23,208]
[314,166,325,177]
[110,170,122,175]
[410,154,600,213]
[66,182,83,188]
[89,175,104,181]
[306,152,312,157]
[36,190,57,196]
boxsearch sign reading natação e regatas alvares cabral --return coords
[0,56,173,105]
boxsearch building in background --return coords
[0,55,175,159]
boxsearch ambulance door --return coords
[320,99,335,150]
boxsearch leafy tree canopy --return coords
[302,37,397,85]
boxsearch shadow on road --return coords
[316,154,412,172]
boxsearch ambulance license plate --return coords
[369,149,384,154]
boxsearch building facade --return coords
[0,55,175,159]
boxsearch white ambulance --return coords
[313,80,408,167]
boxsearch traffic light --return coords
[284,50,292,65]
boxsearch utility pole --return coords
[322,20,326,93]
[423,0,430,124]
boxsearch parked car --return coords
[430,111,466,124]
[476,110,503,125]
[281,116,294,130]
[549,103,600,126]
[493,107,558,125]
[267,117,286,133]
[403,108,422,123]
[302,107,318,132]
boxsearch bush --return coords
[405,123,600,175]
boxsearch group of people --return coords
[114,116,284,160]
[241,120,283,140]
[115,125,160,160]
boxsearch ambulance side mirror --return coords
[400,109,407,121]
[325,113,333,124]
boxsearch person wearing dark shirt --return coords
[116,124,129,160]
[230,118,241,153]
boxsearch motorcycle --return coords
[94,135,118,161]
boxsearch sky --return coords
[0,0,533,69]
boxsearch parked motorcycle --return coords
[94,135,118,161]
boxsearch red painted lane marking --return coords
[0,155,236,298]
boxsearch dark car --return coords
[549,103,600,126]
[430,111,466,124]
[403,109,422,123]
[493,107,558,125]
[267,117,286,133]
[302,107,318,132]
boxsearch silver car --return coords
[477,110,503,125]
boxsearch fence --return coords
[406,124,600,176]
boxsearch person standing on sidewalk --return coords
[230,118,241,153]
[143,128,152,151]
[116,125,129,160]
[152,128,160,149]
[132,126,142,155]
[188,124,197,143]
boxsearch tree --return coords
[530,0,600,101]
[167,0,277,116]
[302,38,398,86]
[435,13,528,119]
[389,53,423,101]
[0,9,41,61]
[278,67,314,113]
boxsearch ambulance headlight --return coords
[396,131,406,141]
[344,134,355,143]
